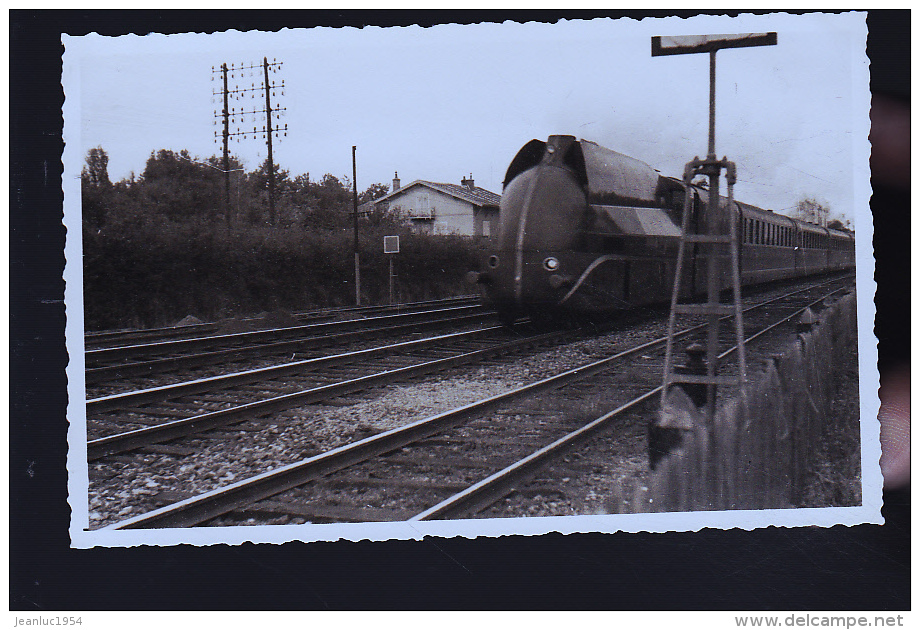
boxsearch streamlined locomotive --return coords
[470,135,854,322]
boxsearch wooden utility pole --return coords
[221,64,230,225]
[213,58,286,225]
[210,63,232,224]
[263,57,276,226]
[352,145,361,305]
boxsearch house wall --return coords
[385,187,472,235]
[380,185,500,237]
[429,192,476,235]
[474,207,499,239]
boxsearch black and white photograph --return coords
[61,11,881,548]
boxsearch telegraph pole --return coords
[221,63,230,225]
[352,145,361,306]
[213,58,286,225]
[263,57,276,225]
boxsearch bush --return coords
[82,219,482,330]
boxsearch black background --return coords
[11,10,909,610]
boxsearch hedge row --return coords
[82,222,485,330]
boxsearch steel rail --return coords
[86,304,488,364]
[86,310,494,384]
[410,285,854,520]
[102,319,718,528]
[297,295,481,319]
[87,325,505,414]
[102,330,661,528]
[84,295,482,348]
[85,322,220,348]
[88,328,566,461]
[411,388,662,520]
[717,286,853,361]
[102,277,854,529]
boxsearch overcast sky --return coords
[65,12,868,221]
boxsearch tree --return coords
[310,173,352,229]
[359,182,389,204]
[82,146,111,188]
[81,147,112,228]
[247,158,297,226]
[202,154,248,226]
[358,182,393,227]
[791,197,830,226]
[827,218,853,231]
[139,149,222,223]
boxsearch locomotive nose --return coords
[488,159,587,311]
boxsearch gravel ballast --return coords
[86,279,859,529]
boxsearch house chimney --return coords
[392,171,400,192]
[461,173,474,190]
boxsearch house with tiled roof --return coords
[372,172,500,237]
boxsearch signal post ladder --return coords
[662,156,747,420]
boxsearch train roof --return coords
[736,202,854,239]
[505,137,855,243]
[733,199,797,226]
[579,139,661,205]
[503,136,662,206]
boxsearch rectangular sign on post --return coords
[383,235,400,254]
[651,32,777,56]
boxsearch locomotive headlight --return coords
[543,257,560,271]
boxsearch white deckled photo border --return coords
[63,11,880,549]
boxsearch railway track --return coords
[85,302,495,390]
[86,324,578,461]
[84,295,482,349]
[102,274,853,529]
